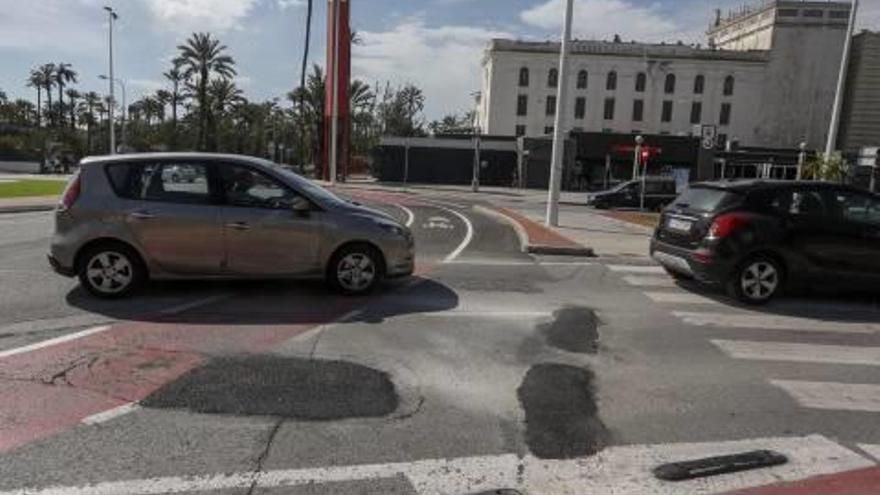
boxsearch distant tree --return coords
[175,32,237,150]
[154,90,172,123]
[803,152,849,183]
[81,91,101,152]
[65,88,80,129]
[380,83,426,137]
[287,64,325,168]
[54,63,77,126]
[163,60,187,147]
[428,113,469,135]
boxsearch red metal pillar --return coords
[323,0,351,182]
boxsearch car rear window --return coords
[105,163,138,199]
[672,186,740,212]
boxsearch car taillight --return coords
[59,173,81,211]
[708,213,750,239]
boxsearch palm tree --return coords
[287,64,325,168]
[37,64,56,126]
[26,71,43,127]
[163,61,187,144]
[175,32,237,150]
[155,90,172,123]
[65,88,80,130]
[55,63,78,126]
[81,91,101,152]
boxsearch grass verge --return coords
[0,180,67,199]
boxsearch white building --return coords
[476,0,852,149]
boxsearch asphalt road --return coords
[0,191,878,494]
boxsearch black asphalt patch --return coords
[540,306,599,354]
[517,364,608,459]
[142,356,399,420]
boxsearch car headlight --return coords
[375,221,408,237]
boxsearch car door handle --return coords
[129,211,155,220]
[225,222,251,231]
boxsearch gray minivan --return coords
[49,153,415,298]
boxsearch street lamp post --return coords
[632,135,644,180]
[104,6,118,154]
[99,75,126,152]
[545,0,574,227]
[472,126,481,192]
[796,142,807,180]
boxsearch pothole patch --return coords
[540,306,599,354]
[141,356,399,420]
[517,363,608,459]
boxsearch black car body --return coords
[650,180,880,304]
[589,176,678,210]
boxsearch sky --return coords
[1,0,878,121]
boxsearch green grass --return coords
[0,180,68,199]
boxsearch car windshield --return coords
[266,162,350,207]
[673,186,739,212]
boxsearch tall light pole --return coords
[545,0,574,227]
[99,75,125,151]
[104,6,118,154]
[825,0,858,157]
[328,0,342,184]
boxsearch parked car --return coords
[587,176,678,210]
[161,164,198,183]
[651,180,880,304]
[48,153,415,298]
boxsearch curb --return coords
[474,204,595,257]
[718,465,880,495]
[0,205,55,215]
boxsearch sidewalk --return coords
[0,196,57,214]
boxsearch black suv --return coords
[650,180,880,304]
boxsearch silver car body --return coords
[49,153,414,282]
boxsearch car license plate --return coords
[667,218,693,232]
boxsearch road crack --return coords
[245,418,284,495]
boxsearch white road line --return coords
[859,444,880,462]
[622,275,677,287]
[644,291,719,305]
[712,339,880,366]
[158,294,232,316]
[0,325,111,359]
[607,265,664,274]
[0,314,114,337]
[0,435,869,495]
[770,380,880,412]
[673,311,880,334]
[435,205,474,263]
[397,204,415,228]
[82,403,141,426]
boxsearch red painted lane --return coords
[718,466,880,495]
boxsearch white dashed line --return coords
[770,380,880,412]
[0,325,111,359]
[673,311,880,334]
[644,291,719,305]
[82,403,141,425]
[621,275,677,287]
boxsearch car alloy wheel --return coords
[336,252,377,293]
[739,260,779,303]
[85,251,135,295]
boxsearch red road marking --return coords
[718,465,880,495]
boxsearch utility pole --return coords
[472,126,481,192]
[796,142,807,180]
[104,6,118,155]
[545,0,574,227]
[328,0,341,184]
[632,135,644,180]
[825,0,858,157]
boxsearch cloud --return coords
[521,0,702,43]
[143,0,261,32]
[277,0,306,9]
[0,0,104,54]
[353,19,512,120]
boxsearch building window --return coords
[544,126,554,135]
[603,98,615,120]
[778,9,798,17]
[829,10,850,19]
[723,76,735,96]
[602,128,613,134]
[635,72,646,92]
[664,74,676,94]
[548,68,558,88]
[720,103,732,125]
[690,102,702,124]
[516,95,528,117]
[515,125,526,137]
[803,9,824,18]
[577,70,588,89]
[606,71,617,91]
[518,67,530,87]
[574,97,586,119]
[661,100,674,123]
[632,99,644,122]
[546,95,557,116]
[694,75,705,94]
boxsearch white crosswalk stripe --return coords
[621,275,678,287]
[860,444,880,462]
[770,380,880,412]
[673,311,879,334]
[607,265,665,274]
[712,339,880,366]
[644,291,720,305]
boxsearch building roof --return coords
[707,0,852,34]
[486,39,769,63]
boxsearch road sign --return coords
[701,125,717,150]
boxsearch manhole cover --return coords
[142,356,399,420]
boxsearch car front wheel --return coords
[78,244,145,299]
[328,244,383,295]
[727,255,783,305]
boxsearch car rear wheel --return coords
[728,255,782,305]
[328,244,383,295]
[78,244,145,299]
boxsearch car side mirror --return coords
[291,196,311,213]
